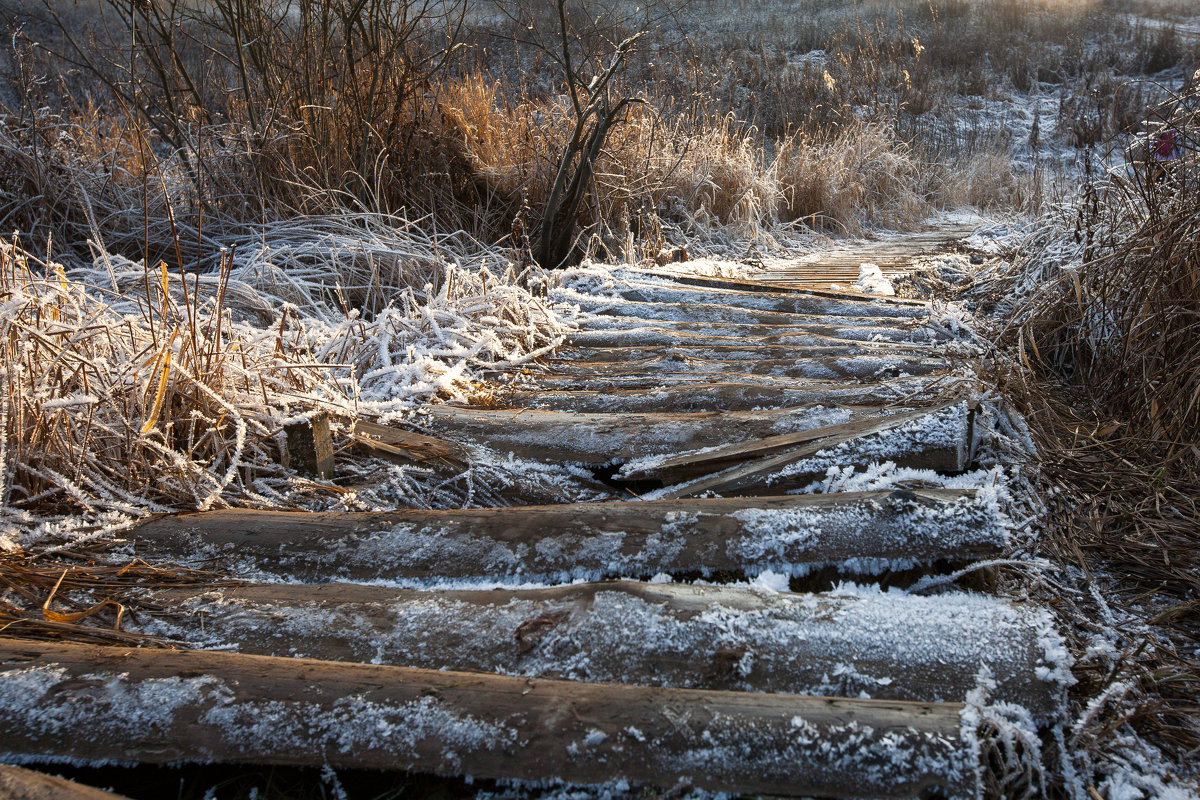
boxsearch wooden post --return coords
[285,411,334,479]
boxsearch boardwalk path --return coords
[0,230,1068,799]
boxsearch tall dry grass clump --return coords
[774,122,929,232]
[0,239,344,517]
[990,80,1200,759]
[0,222,565,524]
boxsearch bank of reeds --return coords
[989,79,1200,766]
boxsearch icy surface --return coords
[139,582,1067,719]
[131,490,1011,585]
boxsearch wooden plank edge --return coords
[0,640,976,799]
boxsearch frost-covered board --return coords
[650,403,973,498]
[139,580,1068,721]
[620,270,929,307]
[516,354,951,381]
[413,404,963,467]
[125,490,1008,583]
[571,317,945,345]
[490,379,942,413]
[0,639,974,798]
[555,291,924,328]
[551,342,939,363]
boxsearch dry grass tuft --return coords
[774,122,929,232]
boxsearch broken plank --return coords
[140,581,1063,721]
[484,379,948,412]
[0,766,132,800]
[0,639,973,799]
[414,404,889,464]
[620,402,957,482]
[350,419,470,466]
[651,403,972,499]
[125,490,1009,583]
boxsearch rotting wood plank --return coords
[349,419,470,466]
[413,404,916,464]
[0,766,132,800]
[575,316,943,345]
[651,404,972,499]
[511,354,952,382]
[620,401,958,482]
[125,490,1009,583]
[140,581,1062,721]
[482,379,951,413]
[0,639,972,799]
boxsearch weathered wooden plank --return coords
[622,270,928,306]
[0,639,973,798]
[141,581,1063,721]
[558,292,923,328]
[350,419,469,465]
[483,380,944,412]
[125,490,1008,583]
[512,354,951,382]
[651,403,972,498]
[0,766,132,800]
[414,404,914,464]
[620,402,956,482]
[574,279,930,317]
[551,342,937,363]
[575,316,943,344]
[495,369,953,392]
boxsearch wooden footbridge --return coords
[0,233,1067,799]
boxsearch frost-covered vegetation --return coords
[0,0,1199,797]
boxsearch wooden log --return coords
[285,412,334,479]
[140,581,1064,720]
[510,354,951,382]
[652,403,972,499]
[619,402,957,482]
[575,316,943,344]
[0,639,973,799]
[0,766,132,800]
[125,490,1009,583]
[413,404,920,465]
[484,380,944,413]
